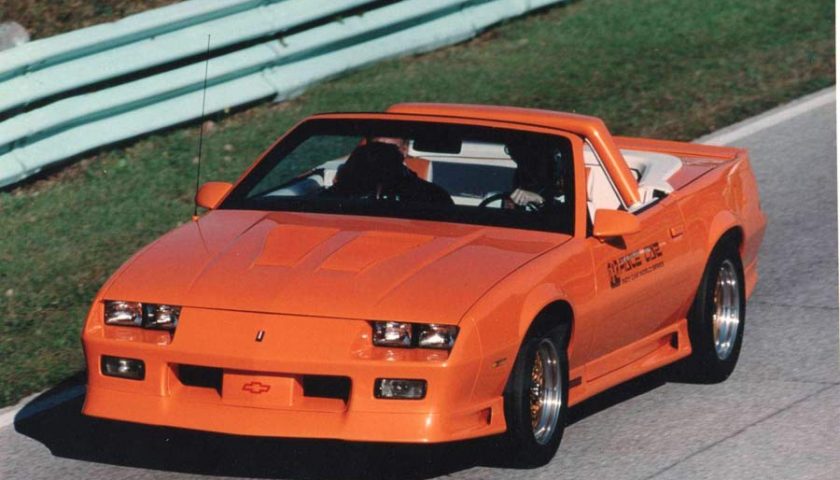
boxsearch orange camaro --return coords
[82,104,765,466]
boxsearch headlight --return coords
[372,321,413,347]
[417,324,458,349]
[104,300,180,330]
[371,321,458,350]
[104,301,142,326]
[142,303,180,330]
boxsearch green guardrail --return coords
[0,0,565,188]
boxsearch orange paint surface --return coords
[82,104,765,443]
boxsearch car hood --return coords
[103,210,570,324]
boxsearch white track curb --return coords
[699,86,835,146]
[0,385,85,429]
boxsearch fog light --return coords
[375,378,426,399]
[101,355,145,380]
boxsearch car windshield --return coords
[221,118,575,234]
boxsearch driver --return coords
[506,139,566,210]
[369,136,409,155]
[328,142,453,205]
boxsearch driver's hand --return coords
[510,188,544,207]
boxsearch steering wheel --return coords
[478,191,512,208]
[478,191,542,212]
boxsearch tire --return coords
[679,238,746,383]
[500,323,569,467]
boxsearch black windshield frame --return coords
[220,118,575,234]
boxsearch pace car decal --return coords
[608,242,664,288]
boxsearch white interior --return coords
[583,145,682,218]
[623,149,682,204]
[285,141,683,215]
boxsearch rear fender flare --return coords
[706,211,743,255]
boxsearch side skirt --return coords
[568,319,692,406]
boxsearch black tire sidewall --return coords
[502,325,569,467]
[685,239,746,382]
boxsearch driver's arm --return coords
[510,188,544,207]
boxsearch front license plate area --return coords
[222,370,301,408]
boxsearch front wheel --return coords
[678,239,746,383]
[501,324,569,467]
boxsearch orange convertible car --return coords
[82,104,765,466]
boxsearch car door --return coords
[582,149,692,376]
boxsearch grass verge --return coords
[0,1,179,40]
[0,0,834,406]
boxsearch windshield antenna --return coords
[193,34,212,221]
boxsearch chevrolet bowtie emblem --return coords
[242,381,271,394]
[255,330,265,342]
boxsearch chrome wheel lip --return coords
[712,259,740,360]
[530,339,563,445]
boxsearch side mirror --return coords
[195,182,233,210]
[593,209,640,239]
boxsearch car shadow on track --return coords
[14,370,666,479]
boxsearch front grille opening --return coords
[302,375,351,402]
[178,365,222,394]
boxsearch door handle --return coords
[669,224,685,238]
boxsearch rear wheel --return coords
[679,239,746,383]
[501,324,568,467]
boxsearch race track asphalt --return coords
[1,90,837,480]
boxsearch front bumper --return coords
[84,386,504,442]
[82,306,506,443]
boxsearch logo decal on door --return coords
[608,242,664,288]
